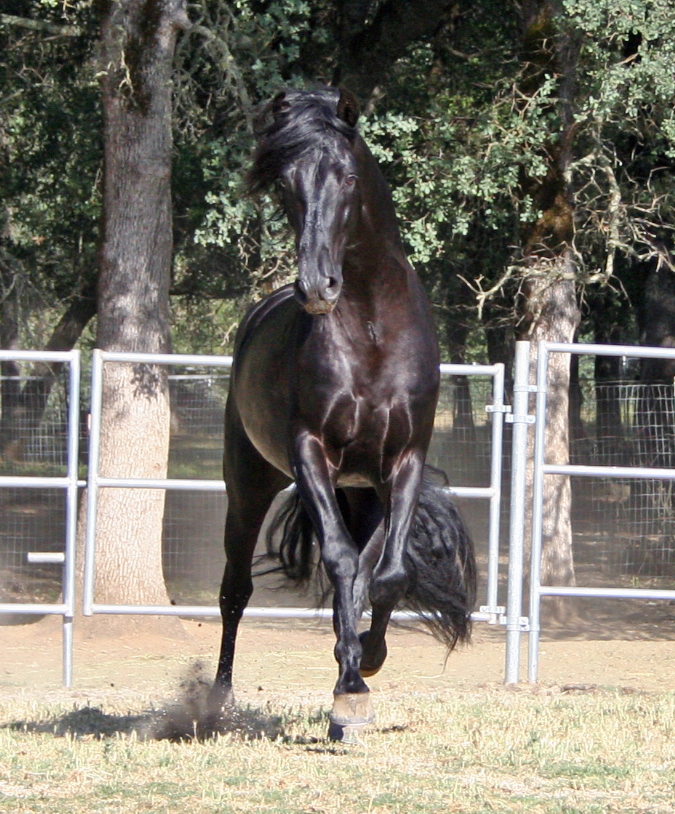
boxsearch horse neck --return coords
[342,138,414,306]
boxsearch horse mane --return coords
[245,87,359,195]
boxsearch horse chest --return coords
[318,390,420,484]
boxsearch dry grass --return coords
[1,666,674,814]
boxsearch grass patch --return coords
[0,686,674,813]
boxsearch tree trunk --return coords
[0,269,22,461]
[591,286,626,465]
[83,0,189,626]
[523,267,579,595]
[639,263,675,383]
[634,263,675,531]
[517,0,581,616]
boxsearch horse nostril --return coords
[325,277,340,298]
[294,279,308,302]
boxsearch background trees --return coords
[2,0,675,609]
[4,1,673,359]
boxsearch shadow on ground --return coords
[2,661,296,743]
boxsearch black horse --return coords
[209,87,476,740]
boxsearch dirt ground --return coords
[3,601,675,708]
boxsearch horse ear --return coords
[271,91,291,120]
[337,88,360,128]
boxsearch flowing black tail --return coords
[400,477,476,649]
[264,472,477,649]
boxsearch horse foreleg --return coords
[292,435,374,741]
[293,435,366,694]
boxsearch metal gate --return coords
[8,342,675,687]
[527,341,675,682]
[83,351,511,634]
[0,349,81,686]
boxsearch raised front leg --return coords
[360,451,425,676]
[292,432,369,699]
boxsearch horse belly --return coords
[232,354,294,478]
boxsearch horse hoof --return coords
[358,631,387,677]
[328,692,375,744]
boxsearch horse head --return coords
[247,87,362,315]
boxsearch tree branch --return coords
[334,0,460,102]
[0,13,82,37]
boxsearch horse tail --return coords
[264,477,477,651]
[264,488,318,582]
[401,477,477,650]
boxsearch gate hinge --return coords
[485,404,511,415]
[499,614,530,632]
[505,413,535,425]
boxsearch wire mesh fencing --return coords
[5,361,675,612]
[571,378,675,583]
[161,371,229,604]
[161,371,501,606]
[0,369,75,611]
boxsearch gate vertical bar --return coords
[83,349,103,616]
[505,341,531,683]
[62,350,81,686]
[485,363,505,616]
[528,341,550,682]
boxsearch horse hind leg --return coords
[207,416,289,723]
[359,454,426,681]
[354,526,388,677]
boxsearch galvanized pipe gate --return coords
[527,341,675,682]
[0,349,81,686]
[4,341,675,686]
[83,351,510,630]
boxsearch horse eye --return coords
[344,175,357,187]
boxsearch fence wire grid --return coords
[571,378,675,580]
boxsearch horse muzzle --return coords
[294,275,342,315]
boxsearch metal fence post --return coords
[504,341,532,683]
[62,349,81,686]
[83,349,104,617]
[528,340,550,683]
[484,362,506,619]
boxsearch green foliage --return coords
[3,0,675,355]
[173,0,331,312]
[0,1,101,344]
[563,0,675,277]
